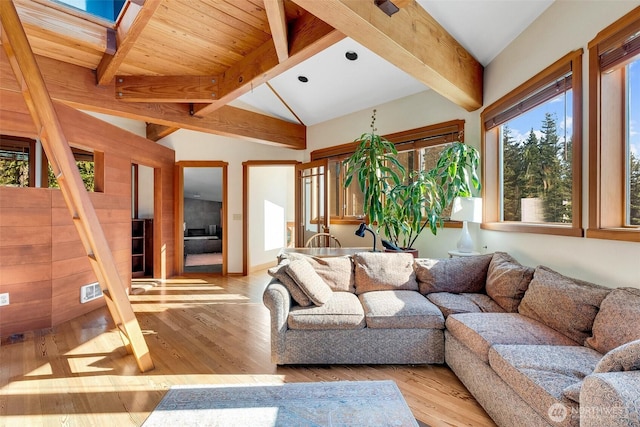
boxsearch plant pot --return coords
[385,248,419,258]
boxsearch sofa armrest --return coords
[262,279,292,364]
[580,371,640,427]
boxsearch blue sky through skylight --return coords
[55,0,125,22]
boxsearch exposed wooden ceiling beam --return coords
[96,0,162,85]
[264,0,289,62]
[0,51,305,149]
[292,0,483,111]
[115,75,219,103]
[146,123,178,142]
[194,12,344,117]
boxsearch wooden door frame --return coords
[176,161,228,275]
[242,160,299,276]
[295,159,329,248]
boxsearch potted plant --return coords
[343,110,481,254]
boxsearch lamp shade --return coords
[450,197,482,223]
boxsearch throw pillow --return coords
[593,339,640,373]
[280,252,355,292]
[353,252,418,294]
[285,259,333,306]
[267,262,312,307]
[415,254,493,295]
[485,252,534,312]
[518,266,610,344]
[585,287,640,354]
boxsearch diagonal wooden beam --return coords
[264,0,289,62]
[0,51,305,149]
[147,122,178,142]
[96,0,162,85]
[0,0,154,372]
[292,0,483,111]
[194,12,344,117]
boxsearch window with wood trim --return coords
[481,50,583,237]
[311,120,465,223]
[46,147,100,192]
[587,7,640,242]
[0,135,35,187]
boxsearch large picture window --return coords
[481,50,583,236]
[312,120,465,224]
[587,7,640,242]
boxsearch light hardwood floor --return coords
[0,270,496,427]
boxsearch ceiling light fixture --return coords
[374,0,399,17]
[345,51,358,61]
[298,75,309,83]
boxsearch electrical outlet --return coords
[0,293,9,306]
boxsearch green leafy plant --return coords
[344,110,481,250]
[343,110,405,227]
[381,142,481,249]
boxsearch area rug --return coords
[142,380,419,426]
[185,252,222,266]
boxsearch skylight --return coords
[54,0,126,22]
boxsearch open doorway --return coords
[177,161,227,275]
[243,161,297,275]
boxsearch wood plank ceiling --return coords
[1,0,483,149]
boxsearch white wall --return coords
[248,166,295,269]
[308,1,640,289]
[137,164,154,218]
[481,0,640,289]
[160,130,304,273]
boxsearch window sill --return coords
[330,218,462,228]
[586,228,640,243]
[481,222,583,237]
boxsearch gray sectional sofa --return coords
[262,251,640,427]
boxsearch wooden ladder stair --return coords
[0,0,154,372]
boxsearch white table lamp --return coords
[450,197,482,253]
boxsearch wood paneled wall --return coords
[0,89,175,338]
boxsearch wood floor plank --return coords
[0,270,496,426]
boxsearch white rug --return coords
[143,380,419,426]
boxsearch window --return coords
[311,120,464,224]
[56,0,126,22]
[46,148,98,192]
[481,50,583,236]
[588,7,640,242]
[0,136,35,187]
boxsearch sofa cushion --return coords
[562,382,582,404]
[446,313,579,363]
[426,292,504,318]
[279,252,355,293]
[285,259,333,306]
[585,287,640,354]
[485,252,534,312]
[518,266,610,344]
[489,345,602,426]
[359,290,444,329]
[353,252,418,294]
[593,339,640,373]
[287,292,365,330]
[415,254,493,295]
[267,262,312,307]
